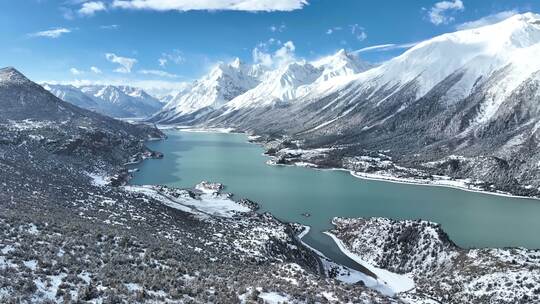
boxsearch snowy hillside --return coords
[339,12,540,126]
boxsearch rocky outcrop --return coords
[329,217,540,303]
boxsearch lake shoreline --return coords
[260,146,540,202]
[160,126,539,201]
[269,160,539,202]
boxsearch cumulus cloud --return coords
[70,68,83,75]
[252,40,295,68]
[350,24,367,41]
[90,66,102,74]
[105,53,137,73]
[29,28,71,38]
[428,0,465,25]
[138,69,179,78]
[111,0,308,12]
[79,1,106,16]
[456,10,517,30]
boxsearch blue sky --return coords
[1,0,539,94]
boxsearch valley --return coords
[148,13,540,200]
[3,8,540,304]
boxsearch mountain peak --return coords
[514,12,540,23]
[0,67,32,85]
[230,57,242,68]
[335,49,348,57]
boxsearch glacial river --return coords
[130,130,540,269]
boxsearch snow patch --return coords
[324,231,415,294]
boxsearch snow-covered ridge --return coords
[43,83,163,118]
[153,49,372,122]
[226,50,372,110]
[152,58,267,122]
[343,13,540,123]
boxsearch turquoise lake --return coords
[130,130,540,268]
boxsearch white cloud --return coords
[61,7,75,20]
[326,26,342,35]
[270,23,286,32]
[159,50,185,67]
[350,24,367,41]
[252,40,295,68]
[138,69,179,78]
[252,48,273,67]
[100,24,120,30]
[79,1,106,16]
[29,28,71,38]
[428,0,465,25]
[456,10,517,30]
[353,41,420,53]
[90,66,102,74]
[70,68,83,75]
[112,0,308,12]
[105,53,137,73]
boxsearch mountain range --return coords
[43,83,163,118]
[150,12,540,196]
[149,49,371,124]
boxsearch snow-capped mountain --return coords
[149,58,266,124]
[312,49,373,83]
[330,12,540,127]
[201,13,540,133]
[151,49,371,124]
[223,61,321,111]
[283,12,540,137]
[225,49,372,111]
[43,83,99,110]
[44,84,163,118]
[157,93,177,104]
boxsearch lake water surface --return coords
[130,130,540,268]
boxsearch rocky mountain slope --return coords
[44,83,163,118]
[329,217,540,303]
[0,67,401,303]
